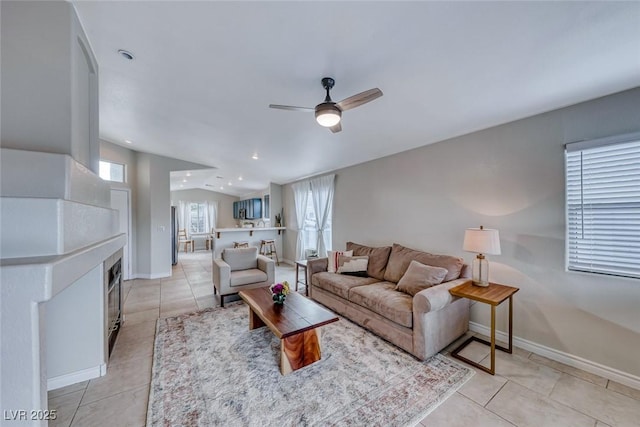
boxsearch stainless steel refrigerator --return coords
[171,206,178,265]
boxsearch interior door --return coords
[110,188,131,280]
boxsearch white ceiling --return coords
[73,1,640,196]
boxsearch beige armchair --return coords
[212,247,275,307]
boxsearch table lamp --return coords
[463,226,501,287]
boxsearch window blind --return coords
[565,135,640,279]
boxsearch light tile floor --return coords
[47,252,640,427]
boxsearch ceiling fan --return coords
[269,77,383,133]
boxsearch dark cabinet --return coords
[233,198,262,219]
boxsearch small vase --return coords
[273,293,286,305]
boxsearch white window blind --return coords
[565,134,640,279]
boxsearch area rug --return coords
[147,303,473,427]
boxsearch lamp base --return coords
[471,279,490,287]
[471,255,490,287]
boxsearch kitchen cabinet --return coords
[233,198,262,219]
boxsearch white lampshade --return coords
[315,104,342,127]
[463,226,501,255]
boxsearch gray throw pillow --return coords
[396,260,448,296]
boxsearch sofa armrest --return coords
[413,279,472,314]
[257,255,275,284]
[212,258,231,294]
[307,257,328,277]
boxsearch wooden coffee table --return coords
[239,287,338,375]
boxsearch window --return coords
[302,192,317,251]
[565,134,640,279]
[99,160,125,183]
[189,203,206,233]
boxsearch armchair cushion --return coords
[230,269,268,287]
[222,247,258,271]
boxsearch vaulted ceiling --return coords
[73,1,640,196]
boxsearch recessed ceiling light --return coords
[180,184,184,188]
[238,176,243,181]
[228,182,232,186]
[220,186,224,190]
[252,153,259,160]
[186,172,191,177]
[124,139,133,144]
[182,179,187,183]
[118,49,134,60]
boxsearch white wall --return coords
[1,0,99,173]
[100,141,210,278]
[137,152,210,278]
[100,140,138,277]
[171,188,239,229]
[282,87,640,379]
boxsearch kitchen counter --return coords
[211,227,286,259]
[213,226,286,238]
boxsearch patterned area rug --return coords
[147,303,473,427]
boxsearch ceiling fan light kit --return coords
[269,76,383,133]
[315,103,341,127]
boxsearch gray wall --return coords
[282,87,640,377]
[170,188,240,229]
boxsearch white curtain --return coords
[310,174,335,257]
[292,180,310,261]
[205,201,218,233]
[178,201,189,237]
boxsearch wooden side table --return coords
[295,259,308,296]
[449,281,519,375]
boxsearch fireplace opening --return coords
[105,254,122,357]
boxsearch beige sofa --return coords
[308,242,471,360]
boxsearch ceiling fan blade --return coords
[337,88,383,111]
[330,122,342,133]
[269,104,314,112]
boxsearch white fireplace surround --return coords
[0,149,125,424]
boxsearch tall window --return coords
[189,203,206,233]
[302,192,318,252]
[565,134,640,279]
[99,160,125,182]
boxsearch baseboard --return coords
[47,364,106,391]
[134,272,171,280]
[279,259,295,266]
[469,321,640,390]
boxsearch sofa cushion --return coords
[396,260,448,296]
[328,250,353,273]
[383,243,464,283]
[348,282,413,328]
[223,247,258,271]
[230,268,267,287]
[312,271,378,299]
[336,255,369,277]
[346,242,392,281]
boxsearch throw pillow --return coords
[327,250,353,273]
[336,255,369,277]
[346,242,392,281]
[396,260,448,296]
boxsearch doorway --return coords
[110,188,132,280]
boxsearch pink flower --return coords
[272,283,283,294]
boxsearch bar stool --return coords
[259,239,280,265]
[233,241,249,248]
